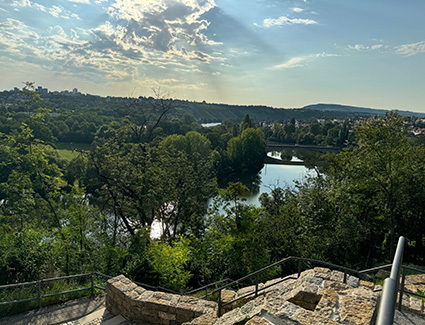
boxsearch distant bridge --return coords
[265,142,342,153]
[264,155,306,165]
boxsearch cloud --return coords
[396,41,425,56]
[292,7,304,13]
[348,43,384,51]
[270,52,338,70]
[106,0,218,51]
[262,16,317,28]
[49,5,63,18]
[271,57,305,70]
[47,5,80,19]
[0,0,220,82]
[33,3,47,11]
[11,0,31,7]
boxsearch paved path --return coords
[0,295,115,325]
[394,309,425,325]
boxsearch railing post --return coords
[255,274,259,297]
[297,259,302,278]
[91,273,94,296]
[37,280,42,308]
[217,289,222,317]
[343,271,347,284]
[398,268,406,311]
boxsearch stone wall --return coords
[106,275,217,325]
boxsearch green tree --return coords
[227,128,265,173]
[240,114,256,131]
[154,131,217,239]
[148,237,192,292]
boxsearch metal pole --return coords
[376,236,405,325]
[398,268,406,311]
[297,259,302,278]
[91,273,94,296]
[217,289,222,317]
[37,280,42,308]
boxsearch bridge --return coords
[265,142,342,153]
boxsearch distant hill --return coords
[170,101,425,122]
[1,89,424,124]
[301,103,424,117]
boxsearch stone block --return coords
[359,280,374,289]
[409,297,424,314]
[245,316,273,324]
[158,310,177,321]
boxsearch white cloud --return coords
[271,57,305,70]
[88,0,220,65]
[11,0,31,7]
[49,5,63,18]
[46,4,80,19]
[262,16,317,28]
[33,3,47,11]
[348,43,384,51]
[161,78,179,83]
[396,41,425,56]
[292,7,304,13]
[0,0,219,82]
[270,52,338,70]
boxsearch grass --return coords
[417,289,425,302]
[56,142,91,151]
[55,142,91,161]
[56,149,80,161]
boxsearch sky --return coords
[1,0,425,112]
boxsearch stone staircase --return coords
[105,267,425,325]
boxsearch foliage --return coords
[148,237,192,292]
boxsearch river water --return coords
[151,151,315,238]
[237,151,313,206]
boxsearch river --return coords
[232,151,314,206]
[151,150,316,238]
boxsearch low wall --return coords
[106,275,217,325]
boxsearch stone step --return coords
[101,315,126,325]
[75,307,107,324]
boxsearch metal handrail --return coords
[0,273,95,308]
[2,246,424,319]
[212,255,366,317]
[183,278,233,297]
[212,251,425,318]
[0,271,178,309]
[376,236,405,325]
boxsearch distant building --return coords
[36,86,48,94]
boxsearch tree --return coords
[326,112,425,260]
[240,114,256,131]
[154,132,217,239]
[148,237,192,292]
[227,128,265,173]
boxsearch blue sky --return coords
[1,0,425,112]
